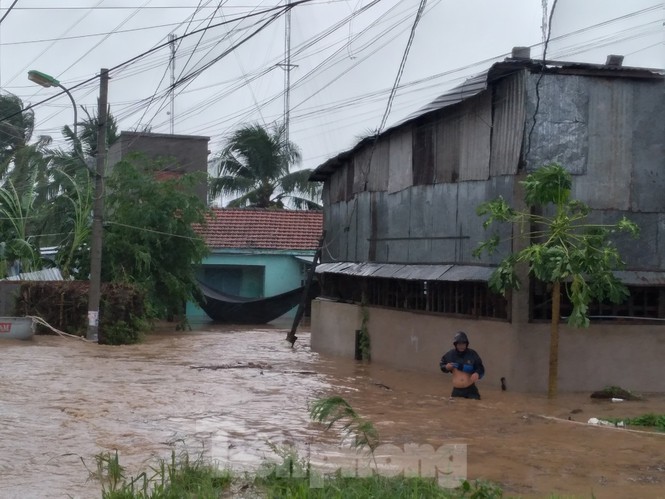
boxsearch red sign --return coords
[0,322,12,333]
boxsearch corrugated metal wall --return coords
[323,177,515,265]
[524,74,589,174]
[524,73,665,269]
[490,70,526,176]
[321,70,665,273]
[388,126,413,193]
[353,139,390,192]
[457,91,492,181]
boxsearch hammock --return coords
[196,281,305,324]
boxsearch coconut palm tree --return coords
[209,123,321,209]
[0,94,35,179]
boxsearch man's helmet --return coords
[453,331,469,345]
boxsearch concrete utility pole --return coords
[87,68,109,342]
[168,33,176,134]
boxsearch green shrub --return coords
[101,317,149,345]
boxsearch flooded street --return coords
[1,323,664,498]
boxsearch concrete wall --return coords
[311,299,665,393]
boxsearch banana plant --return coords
[0,174,42,276]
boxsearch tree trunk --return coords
[548,280,561,398]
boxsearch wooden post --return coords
[286,231,326,346]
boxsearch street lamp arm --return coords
[27,69,77,139]
[56,83,78,139]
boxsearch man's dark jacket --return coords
[440,348,485,378]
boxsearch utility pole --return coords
[277,5,296,141]
[283,8,292,143]
[87,68,109,342]
[168,33,176,134]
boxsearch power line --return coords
[0,0,20,26]
[0,0,316,124]
[0,17,213,47]
[9,1,346,9]
[130,0,212,132]
[377,0,426,133]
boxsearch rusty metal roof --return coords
[316,264,665,286]
[310,58,664,182]
[614,270,665,286]
[316,262,493,282]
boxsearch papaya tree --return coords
[473,163,639,398]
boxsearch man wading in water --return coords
[439,331,485,400]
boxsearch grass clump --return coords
[93,449,503,499]
[93,450,231,499]
[255,469,501,498]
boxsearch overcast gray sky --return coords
[0,0,663,179]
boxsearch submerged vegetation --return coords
[92,449,503,499]
[91,395,503,498]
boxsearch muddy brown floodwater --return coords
[1,322,664,499]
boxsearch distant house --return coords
[309,48,665,392]
[188,208,323,324]
[107,131,210,203]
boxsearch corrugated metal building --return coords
[309,48,665,393]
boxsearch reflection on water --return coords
[1,323,664,498]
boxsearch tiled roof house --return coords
[188,208,323,323]
[197,209,323,250]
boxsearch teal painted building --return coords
[188,208,323,323]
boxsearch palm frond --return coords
[309,396,379,453]
[210,122,305,208]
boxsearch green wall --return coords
[186,249,313,323]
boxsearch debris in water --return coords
[190,362,273,370]
[590,386,642,401]
[372,382,391,390]
[587,417,625,428]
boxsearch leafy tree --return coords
[47,170,93,279]
[474,163,639,398]
[73,102,119,159]
[0,175,43,276]
[209,123,321,209]
[102,153,210,321]
[38,106,120,256]
[0,94,35,178]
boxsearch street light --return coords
[28,70,77,138]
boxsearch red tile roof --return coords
[196,208,323,250]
